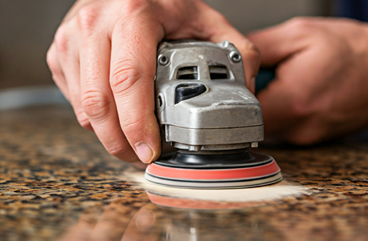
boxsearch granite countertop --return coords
[0,104,367,241]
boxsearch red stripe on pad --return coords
[146,160,280,180]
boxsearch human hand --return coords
[47,0,261,164]
[248,17,368,145]
[58,200,159,241]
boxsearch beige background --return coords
[0,0,333,90]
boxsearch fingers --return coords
[256,77,300,137]
[249,18,328,144]
[79,26,140,163]
[50,3,164,164]
[200,6,261,93]
[51,25,94,131]
[57,41,94,132]
[109,17,163,163]
[122,204,159,241]
[247,17,315,67]
[46,44,69,101]
[245,18,322,141]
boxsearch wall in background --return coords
[0,0,330,90]
[0,0,75,89]
[205,0,332,33]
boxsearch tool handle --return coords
[255,68,276,94]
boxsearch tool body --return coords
[145,40,282,188]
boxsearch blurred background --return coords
[0,0,335,90]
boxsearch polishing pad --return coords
[145,152,282,189]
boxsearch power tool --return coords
[145,40,282,189]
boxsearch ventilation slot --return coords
[209,65,229,79]
[176,66,198,80]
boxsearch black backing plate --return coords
[154,151,273,169]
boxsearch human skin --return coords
[46,0,261,164]
[248,17,368,145]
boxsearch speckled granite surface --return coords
[0,105,367,241]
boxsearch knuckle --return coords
[77,5,100,33]
[81,89,110,120]
[110,65,141,95]
[288,17,313,28]
[286,17,315,36]
[241,41,261,65]
[245,41,260,54]
[124,0,149,15]
[54,26,69,53]
[106,144,127,156]
[123,119,143,134]
[46,48,65,84]
[46,49,59,74]
[46,48,54,67]
[76,112,91,129]
[237,38,259,54]
[285,17,317,40]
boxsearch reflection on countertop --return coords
[0,105,368,241]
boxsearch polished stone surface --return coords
[0,105,367,241]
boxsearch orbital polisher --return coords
[145,40,282,189]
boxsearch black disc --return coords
[154,151,273,169]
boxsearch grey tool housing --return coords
[155,40,263,153]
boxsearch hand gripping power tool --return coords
[145,40,282,189]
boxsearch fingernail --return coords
[135,141,154,163]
